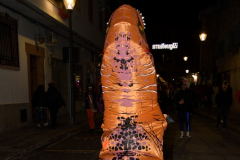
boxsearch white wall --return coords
[0,0,105,103]
[26,0,105,49]
[0,5,71,105]
[0,6,29,104]
[26,0,66,24]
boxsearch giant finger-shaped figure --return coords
[99,4,167,160]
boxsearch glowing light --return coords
[63,0,76,10]
[156,74,160,77]
[183,56,188,61]
[193,73,198,83]
[199,33,207,41]
[152,43,178,50]
[186,69,189,73]
[142,17,145,19]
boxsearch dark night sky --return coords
[127,0,218,29]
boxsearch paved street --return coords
[22,112,240,160]
[163,112,240,160]
[22,119,104,160]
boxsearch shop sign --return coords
[152,43,178,50]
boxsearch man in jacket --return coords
[32,85,48,128]
[45,83,65,128]
[216,80,232,129]
[174,78,192,139]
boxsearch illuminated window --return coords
[0,14,19,68]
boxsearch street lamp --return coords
[199,32,207,84]
[63,0,76,125]
[199,33,207,41]
[183,56,188,61]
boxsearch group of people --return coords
[32,83,65,128]
[186,83,221,109]
[157,78,232,139]
[34,79,231,137]
[32,82,104,132]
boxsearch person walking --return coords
[158,85,168,114]
[215,80,232,130]
[84,84,97,133]
[32,85,48,128]
[45,83,65,129]
[174,78,192,139]
[212,82,219,107]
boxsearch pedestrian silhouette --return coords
[45,83,65,129]
[32,85,48,128]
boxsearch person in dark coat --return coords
[45,83,65,128]
[174,78,193,139]
[216,80,232,129]
[84,84,97,133]
[158,85,168,114]
[32,85,48,128]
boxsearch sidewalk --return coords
[194,106,240,133]
[0,112,103,160]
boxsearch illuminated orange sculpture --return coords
[99,4,167,160]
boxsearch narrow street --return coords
[22,111,240,160]
[163,113,240,160]
[23,119,104,160]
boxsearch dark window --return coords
[88,0,93,22]
[75,0,81,12]
[99,8,103,31]
[0,14,19,67]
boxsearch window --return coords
[88,0,93,22]
[0,14,19,68]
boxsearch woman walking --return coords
[84,84,97,133]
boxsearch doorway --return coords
[26,42,45,122]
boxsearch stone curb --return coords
[3,115,103,160]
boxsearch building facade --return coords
[0,0,106,132]
[199,0,240,114]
